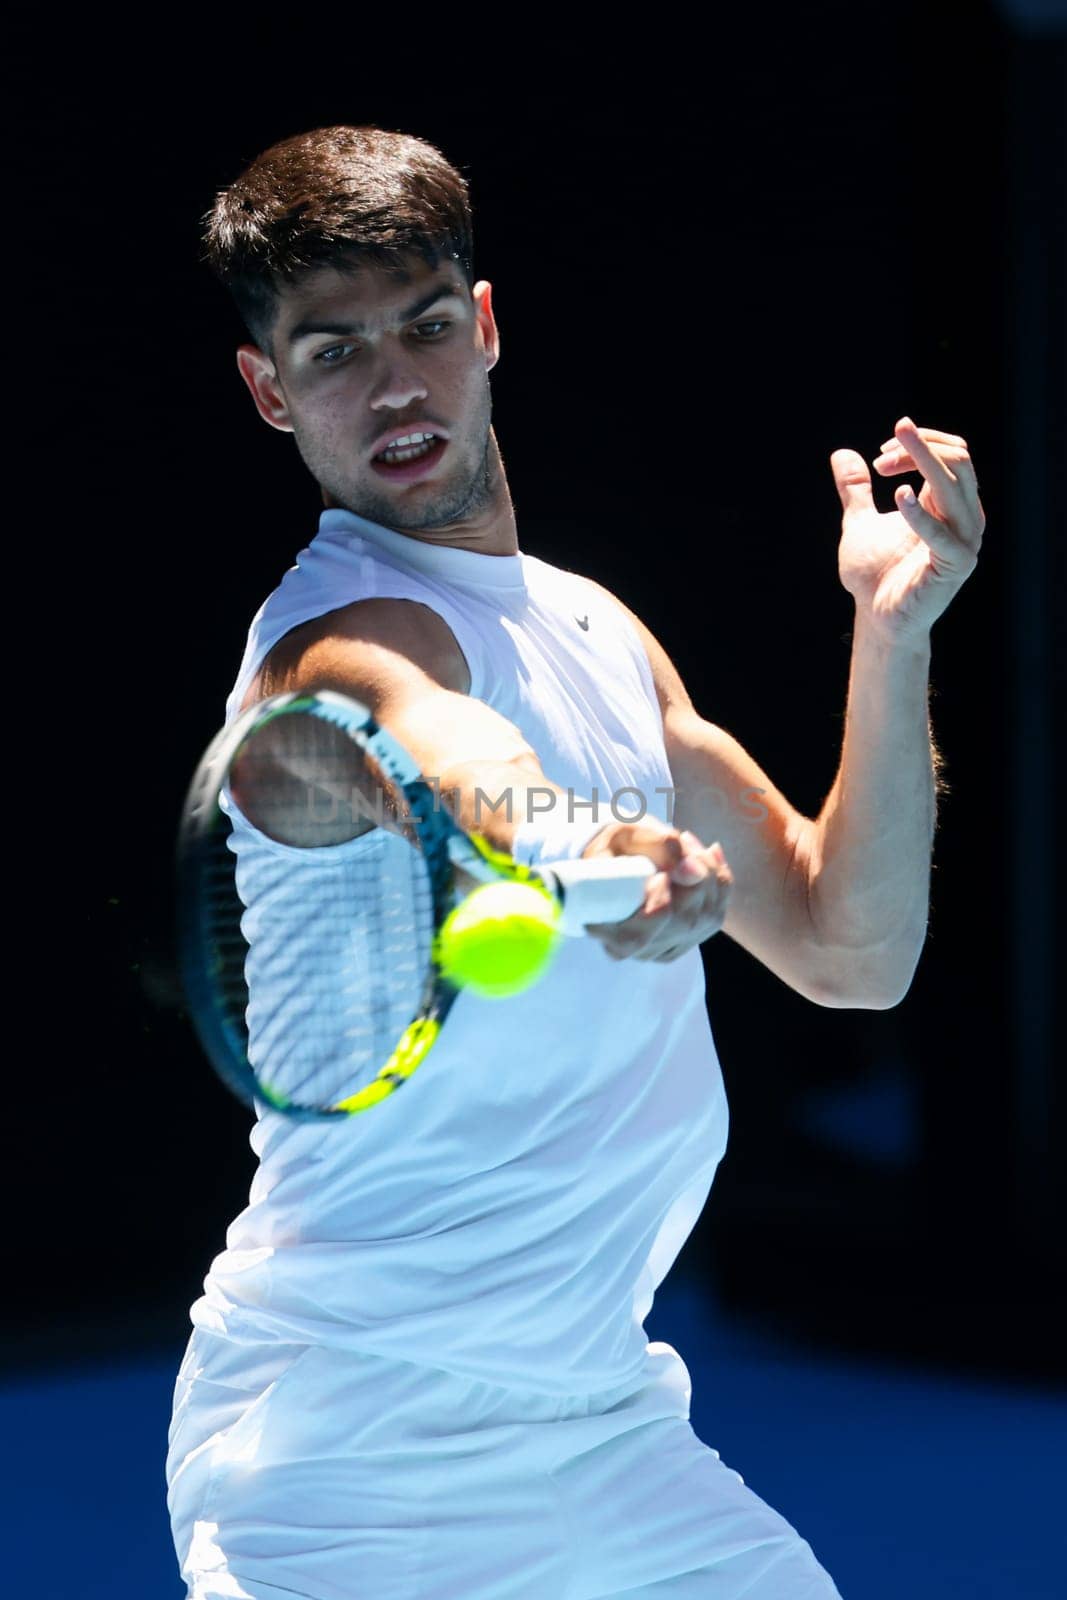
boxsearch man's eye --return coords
[315,344,355,366]
[314,323,449,366]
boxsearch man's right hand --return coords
[581,820,733,963]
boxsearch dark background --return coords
[13,3,1064,1386]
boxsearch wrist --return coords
[852,606,933,662]
[511,808,610,869]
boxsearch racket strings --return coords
[218,717,438,1111]
[184,699,453,1117]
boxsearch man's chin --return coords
[336,469,489,532]
[322,488,457,534]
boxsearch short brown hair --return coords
[201,125,475,358]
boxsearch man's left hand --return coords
[830,417,985,646]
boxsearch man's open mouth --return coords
[371,433,448,478]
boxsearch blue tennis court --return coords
[3,1269,1062,1599]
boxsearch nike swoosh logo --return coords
[575,615,590,631]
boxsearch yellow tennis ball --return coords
[434,881,562,997]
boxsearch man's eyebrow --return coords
[287,284,465,346]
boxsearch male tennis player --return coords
[166,125,984,1600]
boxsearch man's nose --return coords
[368,345,429,412]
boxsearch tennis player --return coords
[166,125,984,1600]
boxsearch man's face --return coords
[237,254,499,533]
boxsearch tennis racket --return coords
[176,689,655,1121]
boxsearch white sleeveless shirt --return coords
[191,507,729,1397]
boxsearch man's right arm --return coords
[243,596,732,960]
[243,596,570,855]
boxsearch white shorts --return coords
[166,1326,842,1599]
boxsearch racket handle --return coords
[541,854,657,936]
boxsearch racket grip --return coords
[542,854,657,936]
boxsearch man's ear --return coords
[473,280,499,372]
[236,344,295,433]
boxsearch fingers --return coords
[583,818,701,881]
[879,425,967,452]
[874,443,982,521]
[587,829,733,962]
[829,448,875,520]
[873,427,974,485]
[886,418,965,500]
[895,488,980,572]
[886,465,984,541]
[871,417,985,545]
[874,446,972,474]
[581,821,693,925]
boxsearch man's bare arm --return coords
[243,598,565,851]
[243,596,733,959]
[582,579,907,1009]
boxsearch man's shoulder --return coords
[245,595,471,711]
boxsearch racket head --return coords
[175,691,462,1121]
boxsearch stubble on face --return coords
[293,375,498,535]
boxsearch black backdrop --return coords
[13,4,1064,1383]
